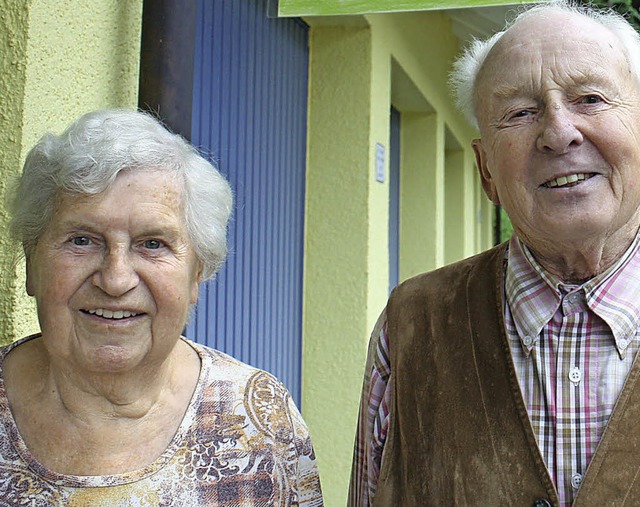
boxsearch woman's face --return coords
[26,170,203,375]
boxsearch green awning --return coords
[278,0,541,17]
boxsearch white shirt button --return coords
[619,338,629,350]
[523,335,534,347]
[568,367,581,384]
[571,473,583,489]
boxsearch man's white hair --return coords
[449,0,640,129]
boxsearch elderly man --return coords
[349,2,640,506]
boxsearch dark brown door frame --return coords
[138,0,197,140]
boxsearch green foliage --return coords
[586,0,640,29]
[499,207,514,243]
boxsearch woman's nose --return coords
[92,248,140,296]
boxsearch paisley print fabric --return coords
[0,336,323,506]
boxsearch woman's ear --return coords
[190,260,204,305]
[25,254,35,297]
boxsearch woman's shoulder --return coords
[185,338,285,389]
[0,335,46,391]
[182,339,306,451]
[0,334,42,358]
[184,338,299,416]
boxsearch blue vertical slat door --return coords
[389,107,401,292]
[186,0,308,405]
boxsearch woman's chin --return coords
[82,345,147,374]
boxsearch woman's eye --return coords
[143,239,164,250]
[71,236,91,246]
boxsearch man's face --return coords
[473,11,640,254]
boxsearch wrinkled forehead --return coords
[477,11,628,92]
[51,169,186,217]
[473,10,635,122]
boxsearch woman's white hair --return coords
[8,109,233,280]
[449,0,640,129]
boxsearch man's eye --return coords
[143,239,164,249]
[512,109,533,118]
[580,94,603,104]
[71,236,91,246]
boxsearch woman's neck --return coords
[2,337,201,475]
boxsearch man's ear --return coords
[472,138,500,205]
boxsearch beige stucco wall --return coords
[303,10,487,505]
[0,0,143,344]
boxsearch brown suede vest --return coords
[373,244,640,507]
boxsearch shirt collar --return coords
[505,232,640,357]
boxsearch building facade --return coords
[0,0,537,503]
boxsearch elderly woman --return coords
[0,109,323,506]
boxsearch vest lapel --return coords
[465,244,559,504]
[376,244,559,505]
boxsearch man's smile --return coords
[542,173,596,188]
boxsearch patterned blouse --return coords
[0,335,324,506]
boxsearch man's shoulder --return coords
[390,243,507,304]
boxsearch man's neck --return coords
[517,225,640,284]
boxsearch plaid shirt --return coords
[349,234,640,507]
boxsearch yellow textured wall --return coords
[0,0,143,343]
[444,148,466,264]
[400,112,445,279]
[370,11,473,143]
[0,0,31,345]
[372,11,482,275]
[303,10,484,505]
[303,24,374,507]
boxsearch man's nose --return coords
[92,247,140,296]
[536,103,584,154]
